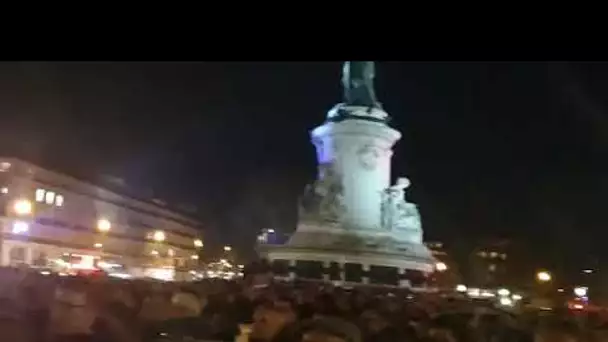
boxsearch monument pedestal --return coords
[260,222,434,289]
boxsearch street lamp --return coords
[13,199,32,216]
[153,230,166,242]
[97,218,111,232]
[536,270,552,283]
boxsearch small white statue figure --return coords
[381,177,423,244]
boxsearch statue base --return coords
[258,222,435,289]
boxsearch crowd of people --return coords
[0,264,606,342]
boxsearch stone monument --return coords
[259,61,435,288]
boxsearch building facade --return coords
[0,158,203,279]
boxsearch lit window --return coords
[35,189,45,202]
[45,191,55,205]
[55,195,64,207]
[12,221,29,234]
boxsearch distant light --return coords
[557,288,565,293]
[583,269,594,274]
[573,304,584,310]
[55,195,64,207]
[499,297,514,306]
[45,191,55,205]
[153,230,166,242]
[108,273,132,279]
[467,288,481,297]
[1,187,8,194]
[481,290,496,298]
[35,189,45,202]
[12,221,29,234]
[193,239,203,248]
[223,245,232,252]
[238,264,245,269]
[151,250,159,256]
[13,199,32,216]
[191,254,199,260]
[40,271,50,276]
[574,286,588,297]
[512,294,523,301]
[97,218,111,232]
[267,229,275,233]
[536,271,552,282]
[497,288,511,297]
[435,262,448,272]
[220,258,227,263]
[455,284,467,293]
[167,249,175,257]
[94,243,103,248]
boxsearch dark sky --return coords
[0,61,606,265]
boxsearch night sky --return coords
[0,61,605,268]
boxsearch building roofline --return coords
[0,157,203,229]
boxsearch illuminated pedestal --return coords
[259,104,435,289]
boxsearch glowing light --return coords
[40,271,50,275]
[223,245,232,252]
[97,218,111,232]
[512,294,523,301]
[455,284,467,293]
[153,230,166,242]
[190,254,199,260]
[150,250,159,256]
[497,288,511,297]
[145,268,174,281]
[536,270,552,282]
[583,269,594,274]
[194,239,203,248]
[573,303,584,310]
[499,297,514,306]
[467,288,481,297]
[35,189,45,202]
[13,199,32,215]
[12,221,29,234]
[574,286,588,297]
[167,249,175,257]
[558,288,565,293]
[267,229,275,233]
[55,195,64,207]
[45,191,55,205]
[1,187,8,194]
[93,243,103,248]
[108,272,132,279]
[435,262,448,272]
[481,290,495,298]
[238,264,245,269]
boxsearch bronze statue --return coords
[341,61,381,108]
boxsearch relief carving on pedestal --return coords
[357,143,382,171]
[380,177,423,244]
[299,163,345,224]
